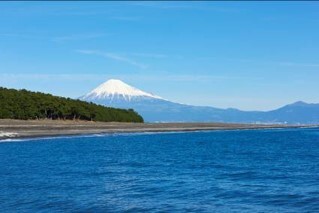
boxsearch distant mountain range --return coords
[80,79,319,124]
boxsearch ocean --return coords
[0,128,318,212]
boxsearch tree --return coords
[0,87,144,123]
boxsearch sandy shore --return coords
[0,119,312,140]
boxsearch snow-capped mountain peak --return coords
[82,79,163,101]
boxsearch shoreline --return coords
[0,119,316,141]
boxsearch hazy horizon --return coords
[1,2,319,110]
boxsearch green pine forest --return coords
[0,87,143,123]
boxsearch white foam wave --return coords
[0,131,18,138]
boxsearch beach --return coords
[0,119,309,140]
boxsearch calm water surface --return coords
[0,128,319,212]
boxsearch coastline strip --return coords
[0,119,316,141]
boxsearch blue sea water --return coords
[0,128,319,212]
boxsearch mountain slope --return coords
[80,79,319,124]
[265,101,319,124]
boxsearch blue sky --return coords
[1,2,319,110]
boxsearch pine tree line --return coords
[0,87,143,122]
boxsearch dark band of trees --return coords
[0,87,143,123]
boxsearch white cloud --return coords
[110,16,141,21]
[277,62,319,68]
[77,50,148,69]
[130,2,242,13]
[0,73,261,83]
[129,53,168,59]
[53,33,109,42]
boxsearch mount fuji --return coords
[81,79,163,102]
[80,79,319,124]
